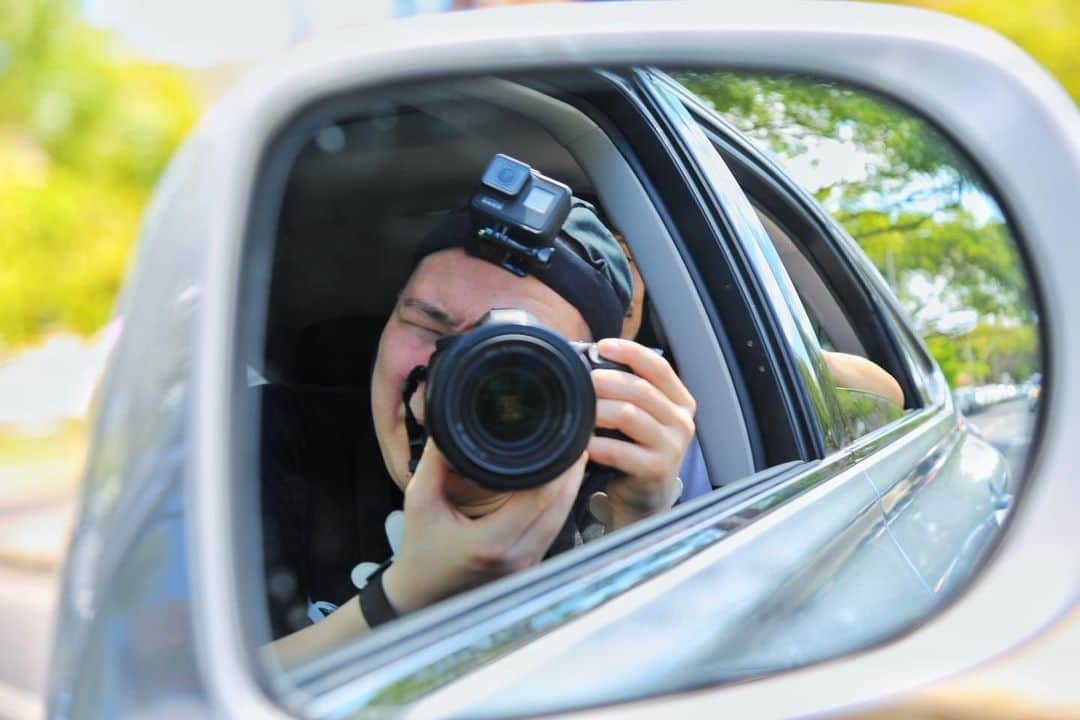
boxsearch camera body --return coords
[472,154,572,244]
[423,308,636,491]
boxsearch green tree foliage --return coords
[676,70,1040,386]
[677,72,967,195]
[846,209,1031,326]
[0,0,199,351]
[926,323,1039,387]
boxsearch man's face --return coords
[371,248,591,498]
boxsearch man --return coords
[263,201,695,663]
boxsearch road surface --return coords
[962,397,1036,486]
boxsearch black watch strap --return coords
[358,561,399,628]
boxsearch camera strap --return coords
[401,364,428,474]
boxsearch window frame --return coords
[650,70,937,442]
[631,69,843,457]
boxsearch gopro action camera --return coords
[467,154,573,276]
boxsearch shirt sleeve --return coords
[677,434,712,502]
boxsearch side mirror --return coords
[53,3,1077,719]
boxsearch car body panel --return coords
[876,425,1009,597]
[419,456,931,718]
[45,2,1078,719]
[56,485,206,718]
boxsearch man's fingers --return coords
[472,453,586,543]
[594,398,667,447]
[596,338,696,412]
[404,439,454,513]
[588,434,667,480]
[592,368,684,427]
[503,454,589,565]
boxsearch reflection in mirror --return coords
[244,68,1043,718]
[835,387,906,439]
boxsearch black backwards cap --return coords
[412,199,633,340]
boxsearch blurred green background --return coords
[0,0,200,353]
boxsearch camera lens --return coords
[497,166,519,186]
[424,324,595,490]
[470,355,555,445]
[481,155,529,195]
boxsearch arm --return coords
[266,592,370,667]
[822,351,905,407]
[266,441,586,668]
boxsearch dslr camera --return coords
[418,154,650,491]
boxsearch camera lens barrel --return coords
[425,322,595,491]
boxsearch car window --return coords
[751,204,911,440]
[669,71,1041,452]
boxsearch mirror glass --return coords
[244,68,1042,717]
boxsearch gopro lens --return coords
[481,155,529,196]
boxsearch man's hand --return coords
[382,440,587,614]
[587,338,695,531]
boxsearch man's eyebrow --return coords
[399,297,458,327]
